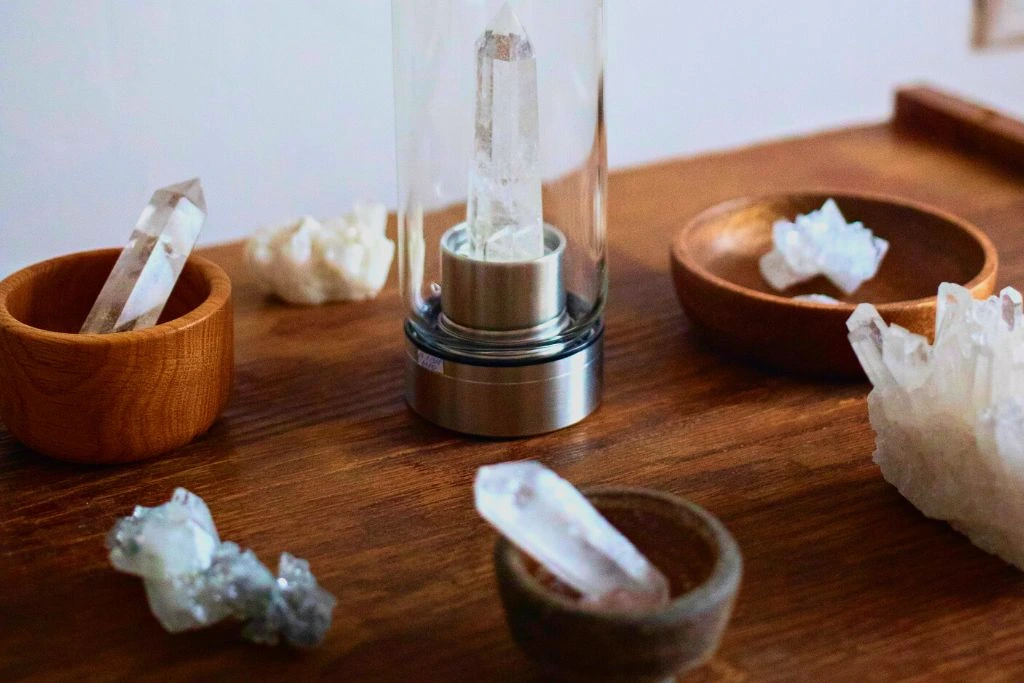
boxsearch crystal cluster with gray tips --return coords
[106,488,335,647]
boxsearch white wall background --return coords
[1,0,1022,277]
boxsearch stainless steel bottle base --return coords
[405,327,603,438]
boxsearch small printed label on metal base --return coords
[416,350,444,374]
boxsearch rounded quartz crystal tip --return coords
[106,487,220,579]
[793,293,840,304]
[475,461,670,610]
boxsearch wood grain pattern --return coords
[2,111,1024,680]
[0,249,233,463]
[671,191,997,376]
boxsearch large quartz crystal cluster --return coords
[464,3,545,263]
[760,199,889,294]
[81,179,206,334]
[246,202,395,305]
[475,461,670,610]
[107,488,335,646]
[848,283,1024,569]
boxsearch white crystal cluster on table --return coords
[246,202,394,305]
[848,283,1024,569]
[81,178,206,334]
[475,461,670,611]
[463,2,545,263]
[107,488,336,646]
[760,199,889,295]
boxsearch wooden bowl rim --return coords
[670,189,999,313]
[495,486,742,627]
[0,248,232,344]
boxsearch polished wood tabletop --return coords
[3,89,1024,681]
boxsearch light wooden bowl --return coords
[0,249,233,463]
[670,192,998,377]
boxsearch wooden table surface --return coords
[3,90,1024,681]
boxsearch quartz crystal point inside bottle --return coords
[106,488,336,646]
[475,461,670,610]
[464,2,545,263]
[81,178,206,333]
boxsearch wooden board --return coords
[895,86,1024,173]
[2,90,1024,681]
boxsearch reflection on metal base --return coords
[405,326,603,438]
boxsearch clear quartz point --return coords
[846,303,893,388]
[475,461,670,611]
[81,178,206,333]
[464,2,545,263]
[793,293,840,304]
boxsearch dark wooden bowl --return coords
[0,249,233,463]
[494,487,742,682]
[670,191,998,377]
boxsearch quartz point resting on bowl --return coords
[847,283,1024,569]
[81,178,206,334]
[759,199,889,295]
[464,2,545,263]
[106,488,336,646]
[475,461,670,610]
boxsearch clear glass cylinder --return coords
[393,0,606,360]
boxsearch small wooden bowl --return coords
[494,487,742,682]
[670,191,998,376]
[0,249,233,463]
